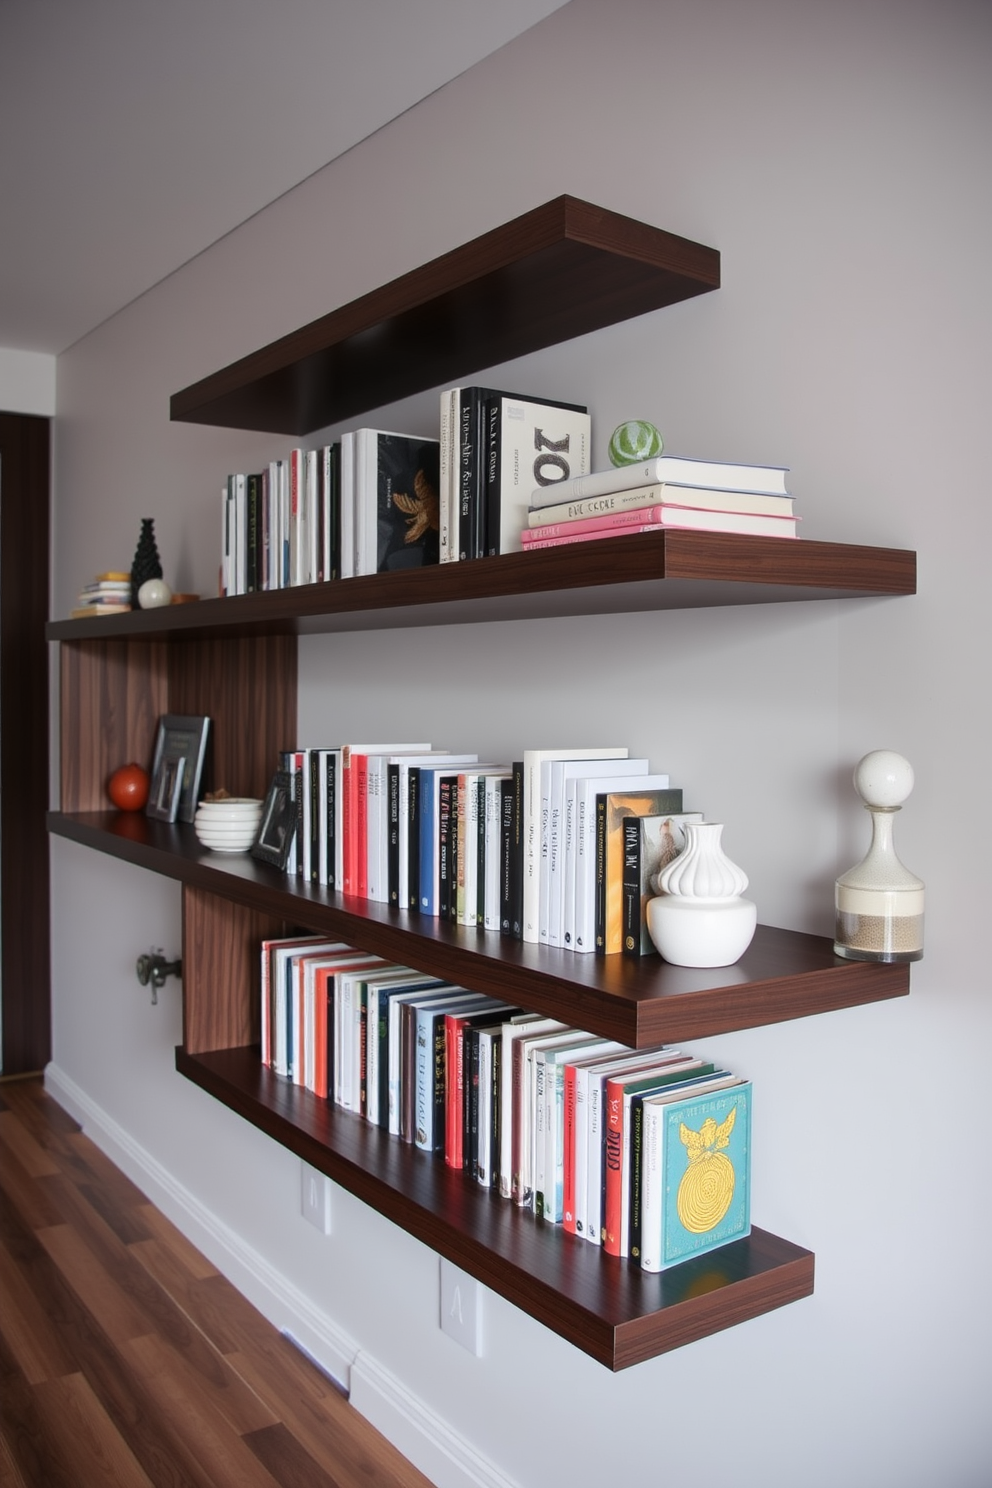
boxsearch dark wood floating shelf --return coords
[177,1043,814,1369]
[49,812,910,1048]
[169,196,721,437]
[47,532,916,643]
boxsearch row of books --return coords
[520,453,798,549]
[437,385,591,561]
[272,743,702,957]
[220,429,441,595]
[261,934,752,1271]
[220,397,794,591]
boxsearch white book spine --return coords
[339,432,355,580]
[639,1099,665,1272]
[484,776,504,931]
[476,1029,494,1186]
[586,1076,605,1245]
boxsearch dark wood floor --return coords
[0,1076,435,1488]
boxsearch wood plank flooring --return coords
[0,1077,436,1488]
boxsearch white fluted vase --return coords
[646,822,757,968]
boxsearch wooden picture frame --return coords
[147,714,210,823]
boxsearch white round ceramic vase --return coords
[646,821,757,968]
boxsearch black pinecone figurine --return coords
[130,518,163,607]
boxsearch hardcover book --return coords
[594,785,684,955]
[482,391,589,555]
[640,1080,752,1273]
[355,430,441,575]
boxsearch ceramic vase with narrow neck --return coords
[646,821,757,968]
[834,750,923,963]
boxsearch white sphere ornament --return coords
[645,821,757,968]
[138,578,172,609]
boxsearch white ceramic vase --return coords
[646,821,757,968]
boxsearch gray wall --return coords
[50,1,991,1484]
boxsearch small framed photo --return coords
[147,753,187,823]
[147,714,211,824]
[251,770,296,869]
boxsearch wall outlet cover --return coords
[439,1259,482,1356]
[301,1162,332,1234]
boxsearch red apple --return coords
[107,762,150,811]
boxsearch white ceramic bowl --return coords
[194,816,260,852]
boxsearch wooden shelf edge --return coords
[176,1044,813,1369]
[50,812,910,1048]
[169,197,721,437]
[46,534,917,643]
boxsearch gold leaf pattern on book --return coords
[676,1107,737,1234]
[392,469,439,543]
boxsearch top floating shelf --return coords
[169,196,721,437]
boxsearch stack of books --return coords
[70,571,132,618]
[520,453,798,549]
[260,932,752,1272]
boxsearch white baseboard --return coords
[43,1062,517,1488]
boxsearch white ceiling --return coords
[0,0,569,356]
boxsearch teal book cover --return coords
[659,1082,751,1269]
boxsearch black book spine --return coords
[499,776,514,936]
[432,1013,447,1156]
[507,762,524,939]
[407,767,421,911]
[438,777,453,920]
[246,472,261,592]
[328,442,341,581]
[488,1034,502,1190]
[464,1027,479,1173]
[622,815,642,957]
[387,762,401,907]
[309,749,320,883]
[594,795,608,952]
[476,775,487,926]
[325,753,336,888]
[483,393,502,558]
[448,779,460,922]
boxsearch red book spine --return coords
[602,1075,627,1256]
[313,967,329,1099]
[356,755,369,898]
[444,1015,466,1168]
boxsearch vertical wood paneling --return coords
[182,886,286,1054]
[59,639,168,812]
[168,634,296,801]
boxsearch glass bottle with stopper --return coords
[834,750,923,963]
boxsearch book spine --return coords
[628,1094,647,1264]
[414,1007,435,1152]
[639,1100,665,1272]
[407,766,421,911]
[482,392,502,557]
[387,763,401,907]
[445,1016,466,1169]
[562,1062,579,1232]
[356,754,369,898]
[622,816,643,957]
[419,770,436,915]
[594,795,608,954]
[400,1001,418,1142]
[602,1076,626,1255]
[438,777,454,920]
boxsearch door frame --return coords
[0,411,51,1074]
